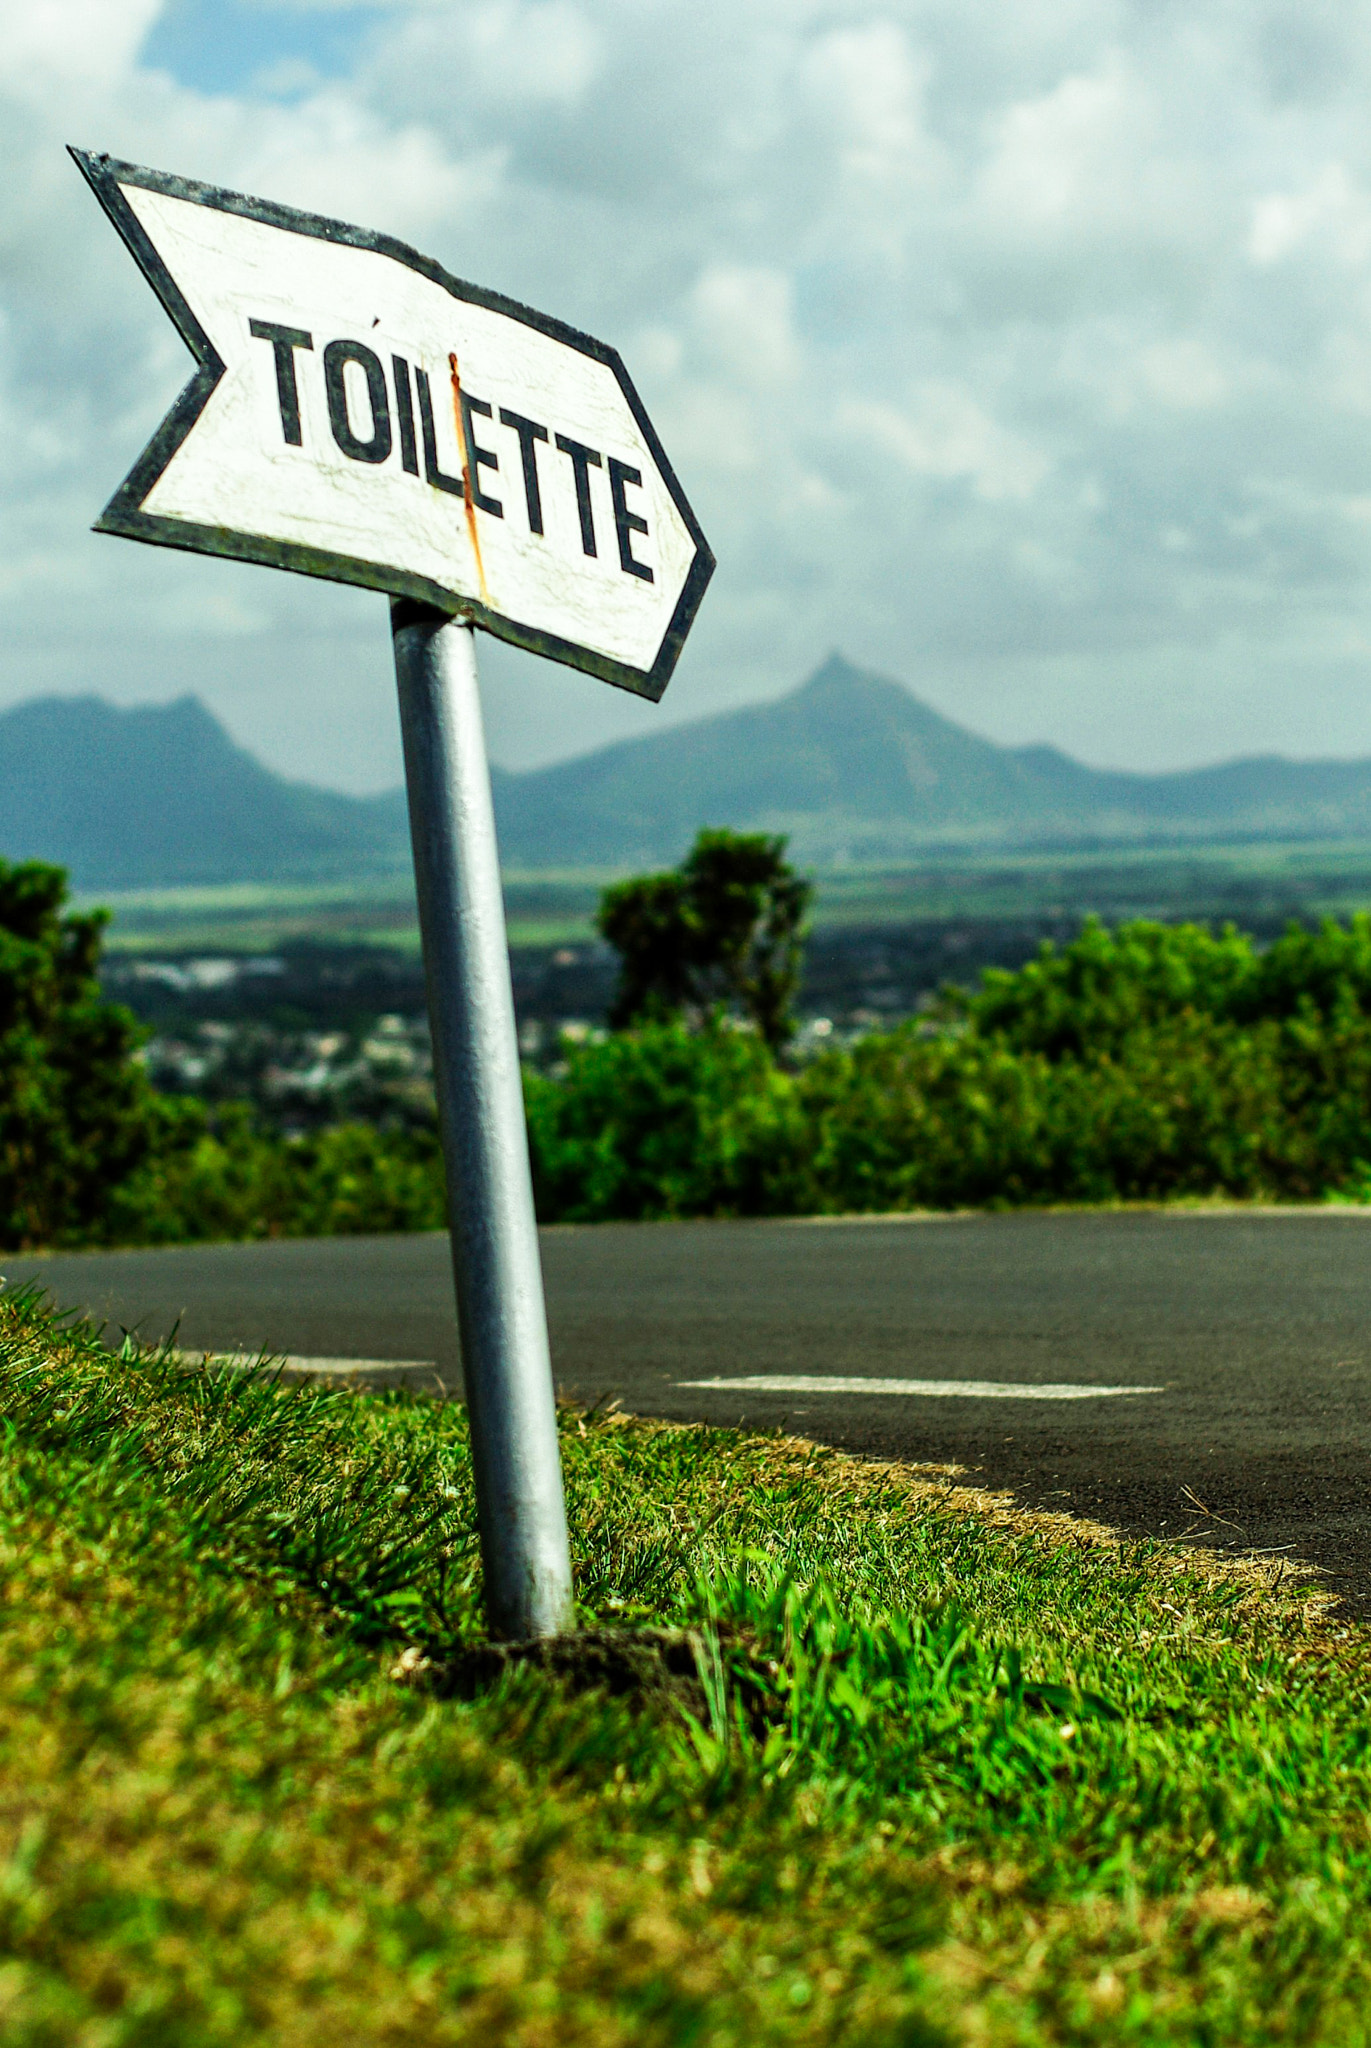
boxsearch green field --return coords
[83,872,607,954]
[2,1283,1369,2043]
[83,838,1371,957]
[808,837,1371,930]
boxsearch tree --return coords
[0,860,168,1248]
[597,829,811,1053]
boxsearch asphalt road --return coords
[6,1210,1371,1610]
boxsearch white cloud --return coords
[689,265,801,387]
[1,0,162,79]
[801,21,941,197]
[1248,165,1371,267]
[462,0,601,105]
[1138,340,1231,412]
[840,389,1048,502]
[9,0,1371,784]
[979,61,1142,235]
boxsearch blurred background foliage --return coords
[10,841,1371,1249]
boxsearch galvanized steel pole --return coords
[391,599,574,1640]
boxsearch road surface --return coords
[6,1210,1371,1609]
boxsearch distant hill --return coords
[10,659,1371,888]
[494,652,1059,866]
[0,695,410,888]
[493,652,1371,866]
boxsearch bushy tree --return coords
[1240,913,1371,1024]
[107,1105,447,1245]
[597,829,811,1052]
[524,1015,808,1221]
[0,861,167,1248]
[959,916,1258,1058]
[526,915,1371,1222]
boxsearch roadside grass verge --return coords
[0,1288,1368,2044]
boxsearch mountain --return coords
[10,659,1371,888]
[492,652,1371,866]
[0,694,410,888]
[494,652,1060,866]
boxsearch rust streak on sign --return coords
[449,350,491,606]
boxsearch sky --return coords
[7,2,1371,790]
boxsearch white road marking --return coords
[677,1374,1164,1401]
[191,1352,438,1378]
[276,1356,439,1376]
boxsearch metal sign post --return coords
[74,147,713,1639]
[393,603,571,1638]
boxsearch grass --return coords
[0,1288,1369,2043]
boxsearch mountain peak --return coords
[797,651,909,701]
[790,654,979,736]
[801,650,863,689]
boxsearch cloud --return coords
[8,0,1371,788]
[458,0,602,106]
[6,0,163,78]
[840,389,1048,501]
[689,266,802,388]
[800,21,942,206]
[979,60,1139,235]
[1248,165,1371,268]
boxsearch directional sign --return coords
[72,150,714,700]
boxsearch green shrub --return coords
[1241,912,1371,1022]
[961,915,1257,1057]
[106,1104,448,1244]
[0,861,168,1248]
[797,1011,1307,1209]
[787,916,1371,1214]
[524,1016,810,1221]
[15,887,1371,1247]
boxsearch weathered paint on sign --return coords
[72,150,714,700]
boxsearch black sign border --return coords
[70,147,714,703]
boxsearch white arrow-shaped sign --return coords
[73,149,714,699]
[72,146,724,1640]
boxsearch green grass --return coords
[0,1286,1368,2043]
